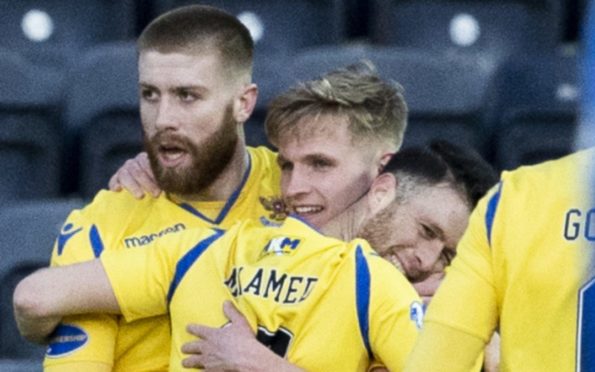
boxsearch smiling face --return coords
[358,183,471,282]
[139,50,241,195]
[277,114,381,229]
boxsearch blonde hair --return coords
[265,61,408,150]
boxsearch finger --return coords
[130,155,162,197]
[222,300,246,324]
[181,339,203,354]
[182,355,205,369]
[108,172,123,191]
[137,152,152,173]
[186,323,215,339]
[117,168,146,199]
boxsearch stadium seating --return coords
[0,48,63,204]
[149,0,347,55]
[247,53,293,148]
[0,359,41,372]
[369,0,561,62]
[289,46,495,155]
[493,50,578,170]
[64,42,142,198]
[0,198,84,360]
[0,0,137,70]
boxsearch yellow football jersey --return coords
[101,216,423,371]
[407,149,595,372]
[44,147,282,371]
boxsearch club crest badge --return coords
[259,196,288,222]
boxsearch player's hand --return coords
[182,300,258,371]
[107,152,161,199]
[182,301,305,372]
[412,271,444,305]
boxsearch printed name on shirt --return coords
[224,267,318,305]
[124,223,186,248]
[563,208,595,241]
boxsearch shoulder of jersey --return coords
[501,149,592,193]
[87,189,162,217]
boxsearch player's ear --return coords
[379,152,394,172]
[233,83,258,123]
[367,173,397,215]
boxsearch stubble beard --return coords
[144,105,239,196]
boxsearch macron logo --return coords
[124,223,186,248]
[57,224,83,255]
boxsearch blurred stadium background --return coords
[0,0,587,370]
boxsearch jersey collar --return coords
[178,153,253,225]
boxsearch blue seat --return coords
[289,46,495,156]
[369,0,560,62]
[0,0,136,69]
[150,0,347,55]
[0,199,84,359]
[65,42,142,198]
[247,53,293,148]
[0,359,42,371]
[0,48,63,204]
[493,50,578,170]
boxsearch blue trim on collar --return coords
[485,181,503,247]
[179,154,252,225]
[167,229,226,304]
[286,213,322,233]
[355,245,372,358]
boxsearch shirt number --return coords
[256,326,293,358]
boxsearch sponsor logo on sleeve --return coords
[45,324,88,358]
[409,301,425,330]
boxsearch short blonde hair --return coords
[265,62,408,150]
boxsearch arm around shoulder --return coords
[13,260,120,343]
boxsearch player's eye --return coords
[140,88,158,102]
[421,224,438,240]
[178,90,198,102]
[310,157,333,170]
[278,160,293,171]
[440,247,457,266]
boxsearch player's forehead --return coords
[276,114,364,160]
[407,185,470,243]
[138,49,225,89]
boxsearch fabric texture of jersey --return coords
[101,216,422,371]
[44,147,281,371]
[408,149,595,372]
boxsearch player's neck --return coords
[172,142,250,203]
[321,199,368,242]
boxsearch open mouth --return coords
[157,143,188,168]
[292,205,324,215]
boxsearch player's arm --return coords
[368,259,423,371]
[108,152,161,198]
[405,322,485,372]
[44,203,124,370]
[181,301,305,372]
[13,260,119,343]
